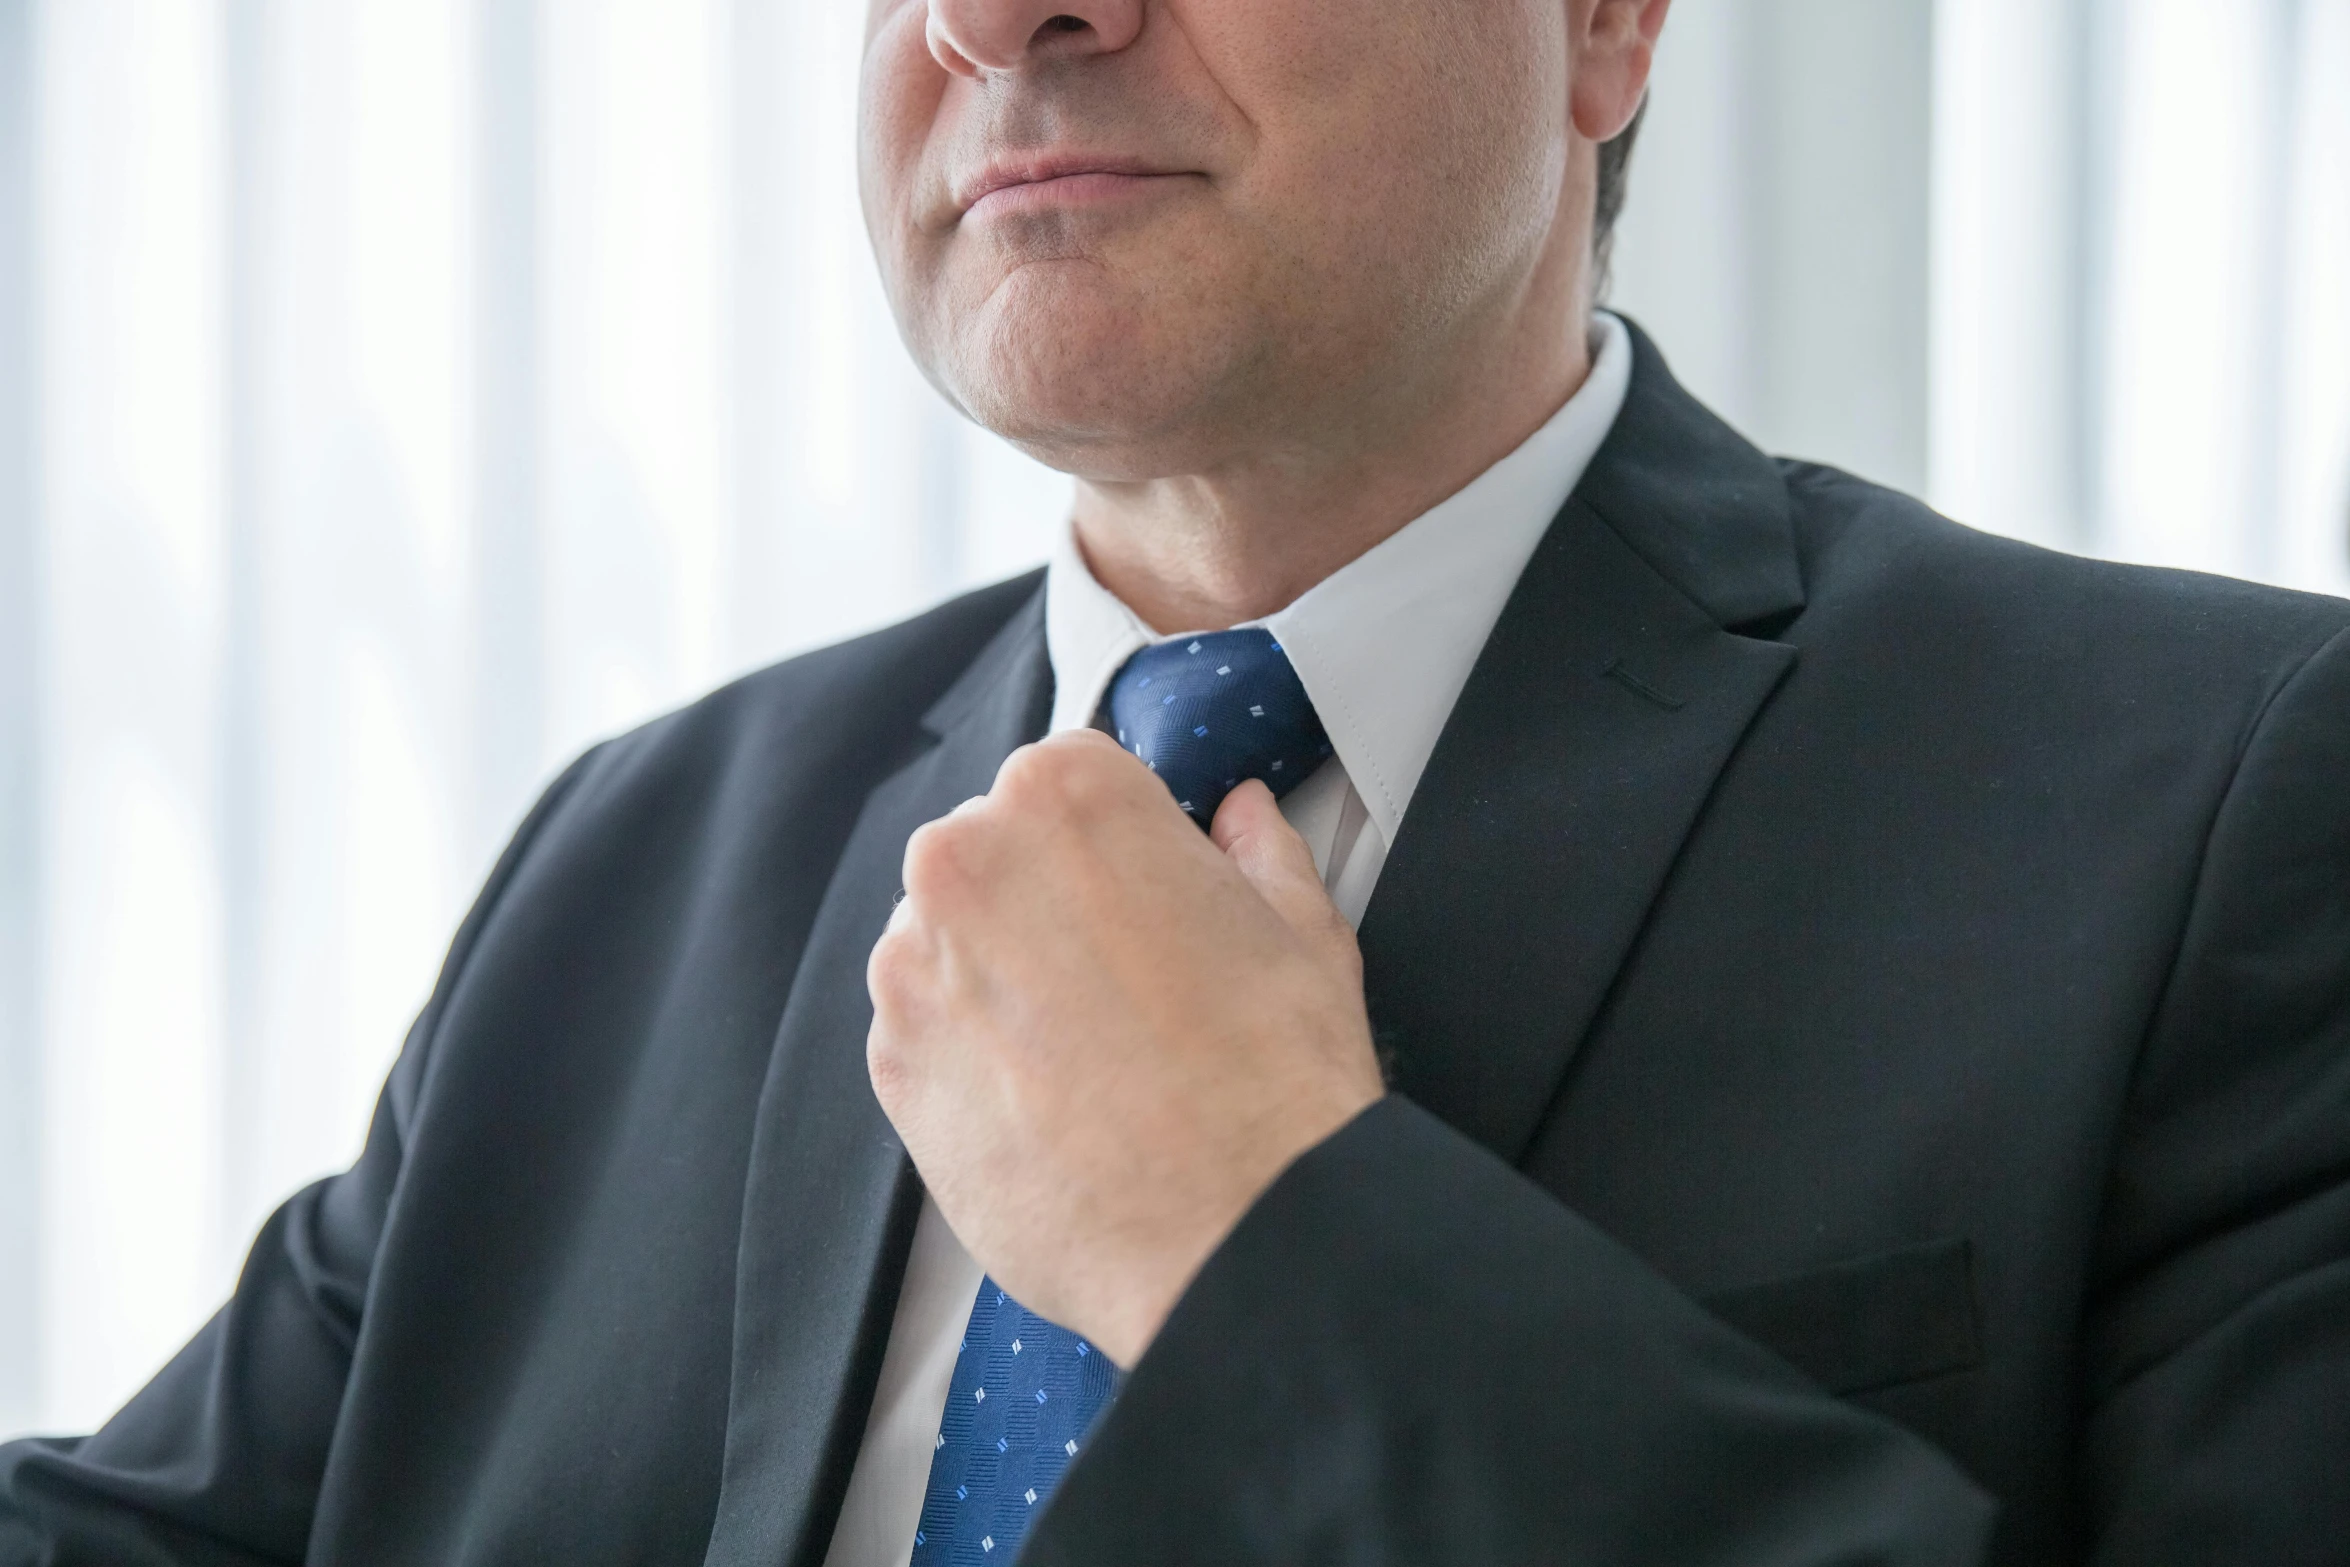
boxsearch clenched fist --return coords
[866,728,1385,1367]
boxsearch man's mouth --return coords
[955,154,1198,220]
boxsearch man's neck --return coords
[1069,308,1597,635]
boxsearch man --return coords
[5,0,2346,1561]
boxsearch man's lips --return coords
[955,156,1196,219]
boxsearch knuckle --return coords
[903,813,979,899]
[995,740,1075,806]
[1010,732,1131,815]
[866,1025,917,1114]
[864,934,934,1116]
[866,924,915,1007]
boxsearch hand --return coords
[867,729,1385,1366]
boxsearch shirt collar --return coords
[1045,309,1633,846]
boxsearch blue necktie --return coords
[1104,627,1334,824]
[908,628,1331,1564]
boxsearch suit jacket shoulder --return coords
[553,567,1048,847]
[1777,457,2350,710]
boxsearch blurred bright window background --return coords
[1,0,2345,1440]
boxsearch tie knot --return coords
[1104,628,1332,826]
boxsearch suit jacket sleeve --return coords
[1020,1093,1996,1566]
[1025,626,2350,1567]
[0,751,600,1567]
[2083,625,2350,1563]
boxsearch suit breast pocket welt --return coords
[1696,1236,1983,1397]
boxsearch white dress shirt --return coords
[819,312,1633,1567]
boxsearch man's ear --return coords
[1570,0,1670,144]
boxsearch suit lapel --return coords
[1358,322,1807,1164]
[702,587,1051,1567]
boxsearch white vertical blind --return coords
[2279,0,2350,597]
[1623,0,2350,595]
[2098,0,2293,577]
[1614,0,1937,496]
[32,0,236,1431]
[224,0,477,1286]
[3,0,2347,1441]
[1928,0,2091,551]
[1924,0,2350,588]
[0,0,42,1433]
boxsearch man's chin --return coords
[940,299,1254,478]
[962,383,1249,484]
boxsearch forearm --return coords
[1027,1096,1995,1566]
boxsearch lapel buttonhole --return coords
[1601,656,1687,712]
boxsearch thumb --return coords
[1210,781,1354,957]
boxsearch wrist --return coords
[1091,1088,1387,1366]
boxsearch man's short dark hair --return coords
[1592,96,1647,300]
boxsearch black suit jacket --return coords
[6,326,2347,1566]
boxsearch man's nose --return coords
[926,0,1144,76]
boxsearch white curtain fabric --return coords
[2,0,2345,1440]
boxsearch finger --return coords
[866,899,933,1022]
[1210,780,1347,945]
[1036,726,1128,758]
[994,728,1129,796]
